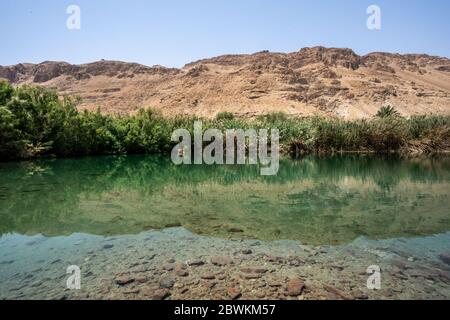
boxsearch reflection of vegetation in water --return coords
[0,154,450,245]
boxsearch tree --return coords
[376,105,400,118]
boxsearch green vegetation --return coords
[0,81,449,160]
[376,105,400,118]
[215,111,235,121]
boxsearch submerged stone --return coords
[211,256,232,266]
[439,253,450,265]
[287,277,305,296]
[114,275,134,286]
[227,287,241,300]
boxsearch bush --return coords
[376,105,400,118]
[215,111,234,121]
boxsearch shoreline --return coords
[2,148,450,164]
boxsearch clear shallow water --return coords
[0,155,450,300]
[0,154,450,245]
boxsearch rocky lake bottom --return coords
[0,228,449,300]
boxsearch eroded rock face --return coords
[436,66,450,72]
[0,60,179,84]
[1,47,450,118]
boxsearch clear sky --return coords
[1,0,449,67]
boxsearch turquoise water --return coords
[1,154,449,245]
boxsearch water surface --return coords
[1,154,449,245]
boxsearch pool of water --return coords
[0,155,449,299]
[1,154,450,244]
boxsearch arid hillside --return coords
[1,47,450,119]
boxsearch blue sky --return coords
[1,0,449,67]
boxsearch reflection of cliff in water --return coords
[0,154,450,245]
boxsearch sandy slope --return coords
[1,47,450,119]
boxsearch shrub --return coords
[376,105,400,118]
[215,111,234,121]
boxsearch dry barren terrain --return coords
[1,47,450,119]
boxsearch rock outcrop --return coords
[1,47,450,119]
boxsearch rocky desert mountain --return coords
[1,46,450,119]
